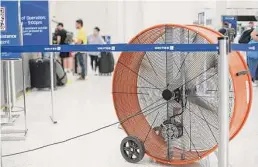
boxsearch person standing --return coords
[248,21,255,29]
[87,27,105,75]
[247,26,258,87]
[218,22,229,35]
[53,27,59,44]
[56,23,70,71]
[239,22,255,44]
[219,22,235,42]
[74,19,87,80]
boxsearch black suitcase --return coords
[29,59,57,88]
[99,52,114,75]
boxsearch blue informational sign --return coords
[21,1,49,45]
[0,1,21,59]
[222,16,237,32]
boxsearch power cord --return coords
[2,122,119,158]
[2,99,165,158]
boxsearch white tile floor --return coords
[1,73,258,167]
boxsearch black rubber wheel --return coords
[120,136,145,163]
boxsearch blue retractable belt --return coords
[1,43,258,53]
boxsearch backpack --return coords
[64,31,73,44]
[238,28,254,44]
[56,60,67,86]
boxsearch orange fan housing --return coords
[112,24,252,165]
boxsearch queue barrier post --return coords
[218,37,230,167]
[50,52,57,124]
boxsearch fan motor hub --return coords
[162,89,173,101]
[173,88,182,103]
[161,122,184,140]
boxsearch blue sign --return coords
[0,1,21,59]
[21,1,49,45]
[222,16,237,32]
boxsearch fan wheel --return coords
[112,24,252,165]
[120,136,145,163]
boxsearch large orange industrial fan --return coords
[112,24,252,165]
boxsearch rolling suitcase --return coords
[29,59,57,89]
[99,52,114,75]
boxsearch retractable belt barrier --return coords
[1,43,258,54]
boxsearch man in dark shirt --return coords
[56,23,70,71]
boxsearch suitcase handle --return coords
[36,59,44,63]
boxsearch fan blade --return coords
[184,57,217,113]
[185,56,217,88]
[187,94,216,113]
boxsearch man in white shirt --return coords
[87,27,105,75]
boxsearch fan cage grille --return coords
[113,24,250,165]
